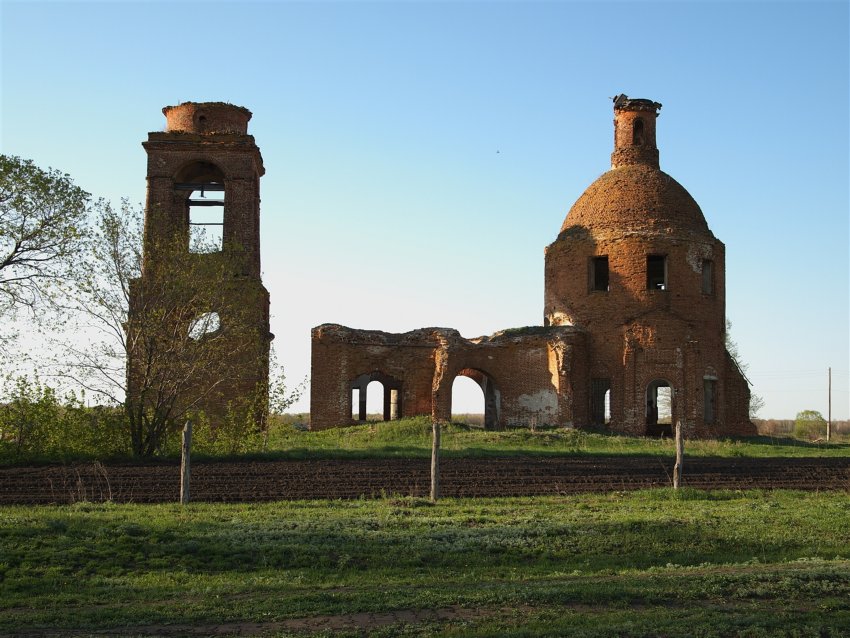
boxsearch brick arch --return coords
[453,367,501,430]
[350,371,402,423]
[173,159,226,184]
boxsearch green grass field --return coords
[3,489,849,636]
[256,416,850,462]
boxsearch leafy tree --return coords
[0,155,88,314]
[794,409,827,440]
[56,200,278,456]
[726,319,764,419]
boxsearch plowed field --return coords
[1,456,848,504]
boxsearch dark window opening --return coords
[646,380,673,437]
[632,118,645,145]
[591,378,611,425]
[704,378,717,424]
[647,255,667,290]
[702,259,714,294]
[590,256,609,292]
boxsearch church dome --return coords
[558,163,712,240]
[558,95,713,241]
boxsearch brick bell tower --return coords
[128,102,271,431]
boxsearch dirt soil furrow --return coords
[1,456,848,504]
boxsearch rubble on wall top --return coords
[612,94,662,113]
[312,323,461,345]
[163,101,252,116]
[483,325,585,342]
[312,323,585,347]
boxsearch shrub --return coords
[0,376,129,461]
[794,410,827,441]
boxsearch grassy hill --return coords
[258,416,850,461]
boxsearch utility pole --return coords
[430,420,441,502]
[827,367,832,442]
[180,420,192,504]
[673,421,684,489]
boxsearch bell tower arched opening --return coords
[174,161,226,254]
[632,118,645,146]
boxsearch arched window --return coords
[365,380,385,421]
[188,311,220,340]
[187,186,224,252]
[350,372,401,422]
[704,377,717,424]
[174,161,226,253]
[632,118,645,146]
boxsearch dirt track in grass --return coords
[8,605,496,637]
[1,456,848,505]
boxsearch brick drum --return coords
[311,96,755,436]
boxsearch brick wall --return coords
[310,324,588,430]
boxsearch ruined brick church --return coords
[311,96,755,436]
[129,96,754,437]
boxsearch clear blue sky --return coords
[2,0,848,419]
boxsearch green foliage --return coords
[1,491,848,634]
[0,155,89,315]
[53,199,275,457]
[0,375,127,461]
[726,319,764,419]
[189,402,266,457]
[186,347,306,457]
[795,410,827,440]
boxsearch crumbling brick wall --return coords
[310,324,588,430]
[309,95,755,437]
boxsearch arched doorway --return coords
[646,379,673,437]
[350,372,401,422]
[451,376,485,427]
[451,368,500,430]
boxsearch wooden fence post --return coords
[180,420,192,504]
[430,420,441,502]
[673,421,683,489]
